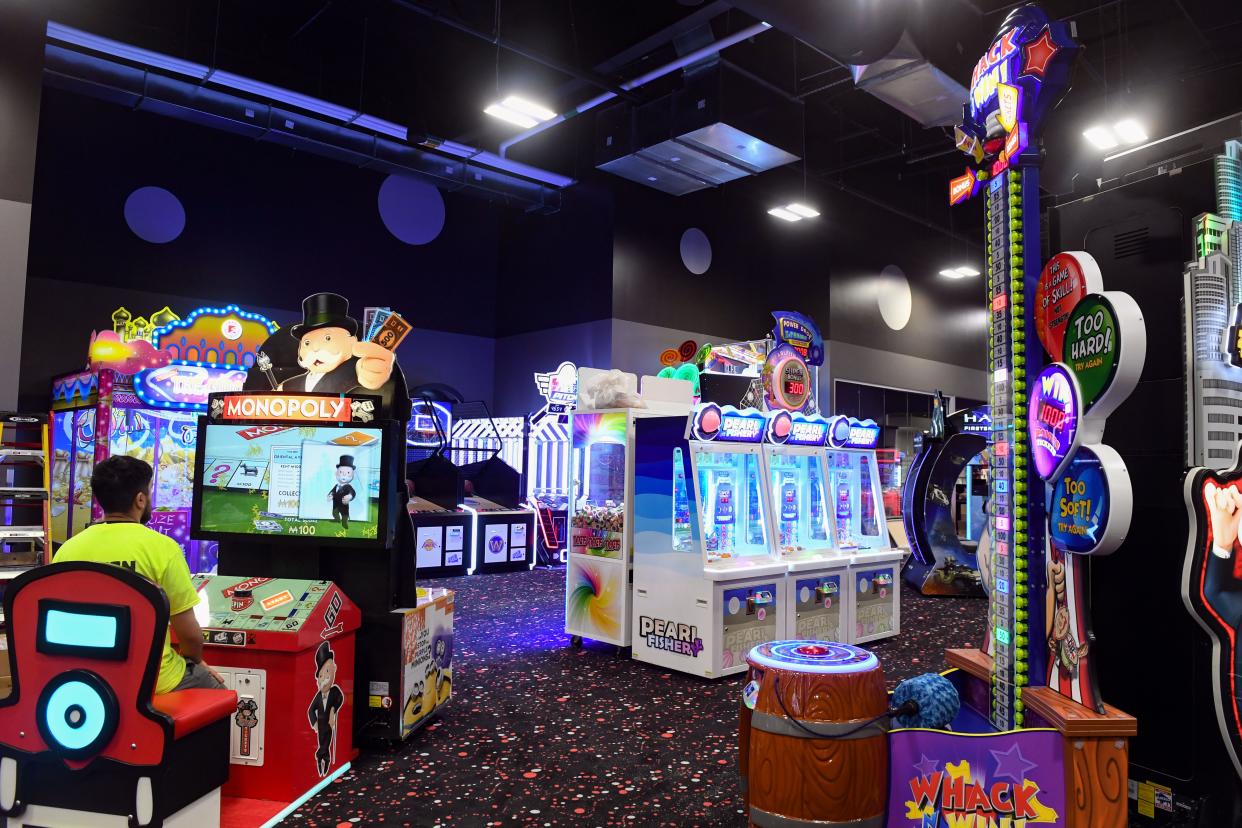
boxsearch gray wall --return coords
[821,339,987,412]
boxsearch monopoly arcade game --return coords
[194,296,452,785]
[188,574,361,802]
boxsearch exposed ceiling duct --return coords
[729,0,968,128]
[594,61,801,195]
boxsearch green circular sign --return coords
[1063,295,1119,407]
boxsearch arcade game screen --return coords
[194,422,384,542]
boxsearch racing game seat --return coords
[0,561,236,827]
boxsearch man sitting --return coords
[53,456,225,693]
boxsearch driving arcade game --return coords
[902,405,990,596]
[191,294,454,823]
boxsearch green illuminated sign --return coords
[1063,295,1119,408]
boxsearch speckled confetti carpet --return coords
[282,566,986,828]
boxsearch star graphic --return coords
[913,754,940,778]
[1023,27,1059,78]
[991,743,1038,782]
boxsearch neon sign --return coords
[827,416,881,450]
[534,361,579,410]
[688,403,766,444]
[133,360,248,411]
[210,393,375,424]
[408,400,452,448]
[1028,363,1081,480]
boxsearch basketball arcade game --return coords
[407,399,473,578]
[881,9,1141,827]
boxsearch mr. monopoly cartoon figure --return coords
[328,455,357,529]
[278,293,396,394]
[307,641,345,776]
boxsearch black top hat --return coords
[337,454,356,469]
[315,641,335,672]
[290,292,359,338]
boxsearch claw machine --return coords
[565,369,692,649]
[827,416,902,644]
[631,404,788,677]
[760,411,851,643]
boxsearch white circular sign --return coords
[877,265,912,331]
[221,318,243,341]
[799,586,811,603]
[727,596,740,615]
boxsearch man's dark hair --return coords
[91,455,154,514]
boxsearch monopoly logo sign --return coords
[639,616,703,658]
[215,394,355,423]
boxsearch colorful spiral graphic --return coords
[573,412,628,445]
[567,563,621,639]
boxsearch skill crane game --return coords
[50,303,278,573]
[874,8,1142,827]
[564,368,693,649]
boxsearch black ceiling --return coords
[44,0,1242,247]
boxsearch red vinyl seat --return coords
[152,689,239,740]
[0,561,237,827]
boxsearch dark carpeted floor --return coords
[283,566,987,828]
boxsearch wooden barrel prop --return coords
[739,641,887,827]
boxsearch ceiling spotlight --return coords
[768,207,802,222]
[501,95,557,123]
[484,103,538,129]
[1113,118,1147,144]
[940,265,980,278]
[786,203,820,218]
[1083,126,1119,150]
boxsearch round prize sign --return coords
[1050,446,1110,554]
[1029,363,1081,481]
[1063,295,1118,408]
[1035,252,1102,360]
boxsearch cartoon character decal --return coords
[1046,555,1089,676]
[1184,464,1242,782]
[328,454,357,529]
[307,641,344,776]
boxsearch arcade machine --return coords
[826,416,904,644]
[631,403,789,677]
[0,413,51,590]
[526,361,578,566]
[565,368,692,650]
[407,398,473,578]
[450,402,536,574]
[49,303,277,573]
[759,411,851,643]
[191,295,454,821]
[881,11,1141,827]
[902,406,990,596]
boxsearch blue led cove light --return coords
[44,681,107,750]
[45,610,117,649]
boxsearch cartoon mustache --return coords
[299,349,347,369]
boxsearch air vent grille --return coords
[1114,227,1150,259]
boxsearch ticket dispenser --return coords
[189,575,361,803]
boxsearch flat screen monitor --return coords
[192,419,391,546]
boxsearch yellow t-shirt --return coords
[53,523,200,694]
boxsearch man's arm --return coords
[170,609,205,663]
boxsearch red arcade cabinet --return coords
[0,562,236,827]
[189,575,361,806]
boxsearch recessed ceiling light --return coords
[1083,125,1119,150]
[501,95,556,122]
[484,103,537,129]
[647,176,658,182]
[940,268,966,278]
[1113,118,1147,144]
[954,265,980,277]
[786,203,820,218]
[768,207,802,222]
